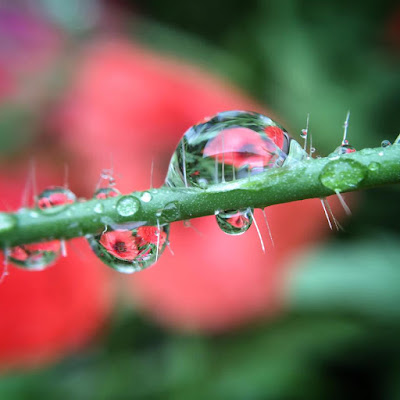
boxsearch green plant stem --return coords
[0,146,399,248]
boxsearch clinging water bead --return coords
[87,225,169,273]
[165,110,307,235]
[9,186,76,270]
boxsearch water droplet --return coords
[87,225,169,273]
[216,208,253,235]
[159,201,181,221]
[334,144,356,155]
[37,186,76,215]
[0,213,16,233]
[9,240,61,271]
[368,162,381,172]
[381,140,392,148]
[300,129,307,139]
[310,147,316,154]
[164,111,304,233]
[141,192,152,202]
[94,203,104,214]
[319,159,367,192]
[116,196,140,217]
[165,111,293,189]
[94,187,120,199]
[9,186,78,270]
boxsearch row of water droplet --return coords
[1,111,398,273]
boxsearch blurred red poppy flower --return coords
[52,39,344,332]
[0,165,114,370]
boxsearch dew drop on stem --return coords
[9,186,77,270]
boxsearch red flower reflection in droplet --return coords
[226,212,250,229]
[38,192,73,209]
[137,226,166,247]
[10,240,60,261]
[99,230,138,260]
[203,127,280,169]
[265,126,284,149]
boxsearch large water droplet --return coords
[165,111,292,188]
[87,225,169,273]
[116,196,140,217]
[319,159,367,192]
[0,213,16,233]
[216,208,253,235]
[37,186,76,215]
[164,111,306,234]
[381,140,392,148]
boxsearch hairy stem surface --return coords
[0,146,399,247]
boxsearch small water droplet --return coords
[300,129,307,139]
[87,225,170,273]
[216,208,253,235]
[165,111,295,189]
[37,186,76,215]
[94,203,104,214]
[310,147,316,154]
[0,213,16,233]
[94,187,120,199]
[381,140,392,148]
[141,192,152,203]
[319,159,367,192]
[334,144,356,155]
[116,196,140,217]
[159,201,181,221]
[368,162,381,172]
[9,240,61,271]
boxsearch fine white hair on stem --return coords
[181,141,188,188]
[249,209,265,254]
[335,190,352,215]
[150,158,154,189]
[262,208,275,247]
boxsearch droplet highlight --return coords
[216,208,253,235]
[87,225,169,273]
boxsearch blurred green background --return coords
[0,0,399,399]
